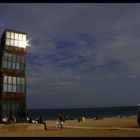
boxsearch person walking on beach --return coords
[36,115,47,130]
[56,114,65,129]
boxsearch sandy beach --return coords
[0,115,140,137]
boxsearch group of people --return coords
[1,113,65,130]
[27,113,65,130]
[27,114,47,130]
[0,115,16,125]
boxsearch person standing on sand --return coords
[137,112,140,127]
[56,114,65,129]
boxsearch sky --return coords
[0,3,140,109]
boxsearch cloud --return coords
[1,3,140,108]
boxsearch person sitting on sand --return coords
[1,115,8,125]
[8,115,16,124]
[27,115,30,122]
[56,114,65,129]
[27,115,37,124]
[27,115,33,123]
[36,115,47,130]
[11,115,16,124]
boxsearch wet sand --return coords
[0,115,140,137]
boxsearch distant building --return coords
[0,29,27,122]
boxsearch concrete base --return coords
[0,123,44,132]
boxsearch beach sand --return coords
[0,115,140,137]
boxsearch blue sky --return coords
[0,3,140,109]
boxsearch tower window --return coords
[5,31,27,48]
[2,52,25,71]
[3,75,25,93]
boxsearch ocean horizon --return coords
[27,105,139,120]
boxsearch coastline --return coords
[0,115,140,137]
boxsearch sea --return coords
[27,106,140,121]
